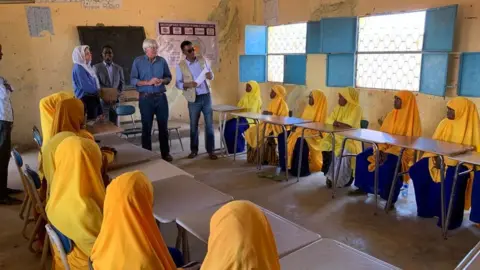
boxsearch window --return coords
[356,11,426,91]
[267,23,307,82]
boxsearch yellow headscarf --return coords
[321,87,363,156]
[91,171,177,270]
[39,91,75,144]
[286,90,327,170]
[202,201,280,270]
[368,91,422,176]
[245,85,289,148]
[46,136,105,258]
[237,81,262,115]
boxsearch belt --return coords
[139,92,165,98]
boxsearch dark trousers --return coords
[81,95,103,120]
[139,94,170,157]
[0,121,12,198]
[101,99,118,125]
[188,93,214,153]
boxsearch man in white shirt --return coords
[0,44,21,205]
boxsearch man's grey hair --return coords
[142,39,158,52]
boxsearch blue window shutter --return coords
[306,21,322,54]
[284,55,307,85]
[321,17,357,53]
[419,53,449,96]
[458,53,480,97]
[239,55,266,83]
[245,25,267,55]
[326,54,355,87]
[423,5,458,52]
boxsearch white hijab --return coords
[72,45,100,88]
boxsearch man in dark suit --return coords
[94,45,125,124]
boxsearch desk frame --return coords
[212,105,243,157]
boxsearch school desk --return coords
[280,239,399,270]
[212,104,243,157]
[108,159,193,182]
[176,203,321,258]
[293,122,355,193]
[86,119,123,136]
[456,241,480,270]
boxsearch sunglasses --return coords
[187,48,195,53]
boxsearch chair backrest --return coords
[360,120,369,129]
[32,126,42,149]
[11,148,28,195]
[23,165,45,217]
[45,224,71,270]
[115,105,135,116]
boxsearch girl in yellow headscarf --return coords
[277,90,327,177]
[351,91,422,203]
[91,171,182,269]
[223,81,263,154]
[202,200,280,270]
[46,136,106,269]
[321,87,363,188]
[410,97,480,230]
[245,85,289,165]
[39,91,75,145]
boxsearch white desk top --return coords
[231,112,265,120]
[280,239,399,270]
[450,151,480,166]
[456,241,480,270]
[151,175,233,223]
[176,204,321,258]
[96,135,161,170]
[108,159,192,183]
[212,104,243,112]
[294,122,355,133]
[261,115,312,126]
[87,120,123,136]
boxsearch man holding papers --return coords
[176,40,217,160]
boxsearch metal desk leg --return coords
[331,133,336,198]
[297,129,306,183]
[444,162,464,239]
[385,148,405,213]
[333,138,348,198]
[259,123,267,170]
[233,117,240,161]
[439,156,447,238]
[256,121,260,170]
[220,112,229,156]
[282,125,288,181]
[373,143,380,215]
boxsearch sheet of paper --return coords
[194,67,209,85]
[25,6,54,37]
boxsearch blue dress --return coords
[354,148,403,204]
[409,158,469,230]
[469,171,480,223]
[277,131,311,177]
[223,117,249,154]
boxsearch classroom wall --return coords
[240,0,480,137]
[0,0,261,148]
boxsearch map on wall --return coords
[156,21,218,69]
[25,6,54,37]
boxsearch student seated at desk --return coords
[277,90,327,177]
[202,200,280,270]
[321,88,363,188]
[409,97,480,230]
[91,171,185,269]
[223,81,263,154]
[245,85,289,165]
[46,136,106,269]
[351,91,422,203]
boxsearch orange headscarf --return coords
[39,91,75,144]
[202,201,280,270]
[91,171,177,270]
[50,98,93,140]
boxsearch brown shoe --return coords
[162,155,173,162]
[188,152,198,159]
[208,153,218,160]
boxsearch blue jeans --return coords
[139,93,169,157]
[188,93,214,153]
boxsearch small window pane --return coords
[268,23,307,54]
[268,55,284,82]
[358,11,426,52]
[356,53,422,91]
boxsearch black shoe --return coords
[344,176,354,187]
[348,188,368,196]
[326,179,333,189]
[208,153,218,160]
[188,152,198,159]
[162,155,173,162]
[0,196,23,205]
[7,188,22,195]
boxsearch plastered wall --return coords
[0,0,261,148]
[239,0,480,137]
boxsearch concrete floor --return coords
[1,128,479,269]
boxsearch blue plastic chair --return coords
[360,120,370,151]
[11,148,30,226]
[32,126,42,149]
[115,105,142,137]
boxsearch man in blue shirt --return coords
[131,39,173,162]
[175,40,217,160]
